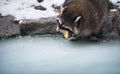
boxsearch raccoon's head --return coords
[54,6,82,40]
[56,15,81,40]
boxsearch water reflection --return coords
[0,35,120,74]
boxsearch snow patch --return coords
[110,9,118,12]
[0,0,65,20]
[0,0,119,20]
[110,0,119,4]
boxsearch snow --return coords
[110,0,119,4]
[0,0,65,20]
[110,9,118,12]
[0,0,119,20]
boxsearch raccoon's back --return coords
[62,0,108,23]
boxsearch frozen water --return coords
[0,36,120,74]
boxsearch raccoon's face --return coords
[56,16,81,40]
[54,6,82,40]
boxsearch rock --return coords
[109,1,116,9]
[111,11,120,36]
[0,13,3,18]
[101,11,120,38]
[37,0,43,3]
[19,17,58,35]
[34,5,46,11]
[0,15,58,38]
[0,11,119,39]
[116,1,120,11]
[0,15,20,38]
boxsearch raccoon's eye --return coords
[61,25,73,32]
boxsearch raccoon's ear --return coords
[75,16,81,23]
[74,16,81,27]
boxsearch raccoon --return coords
[55,0,109,40]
